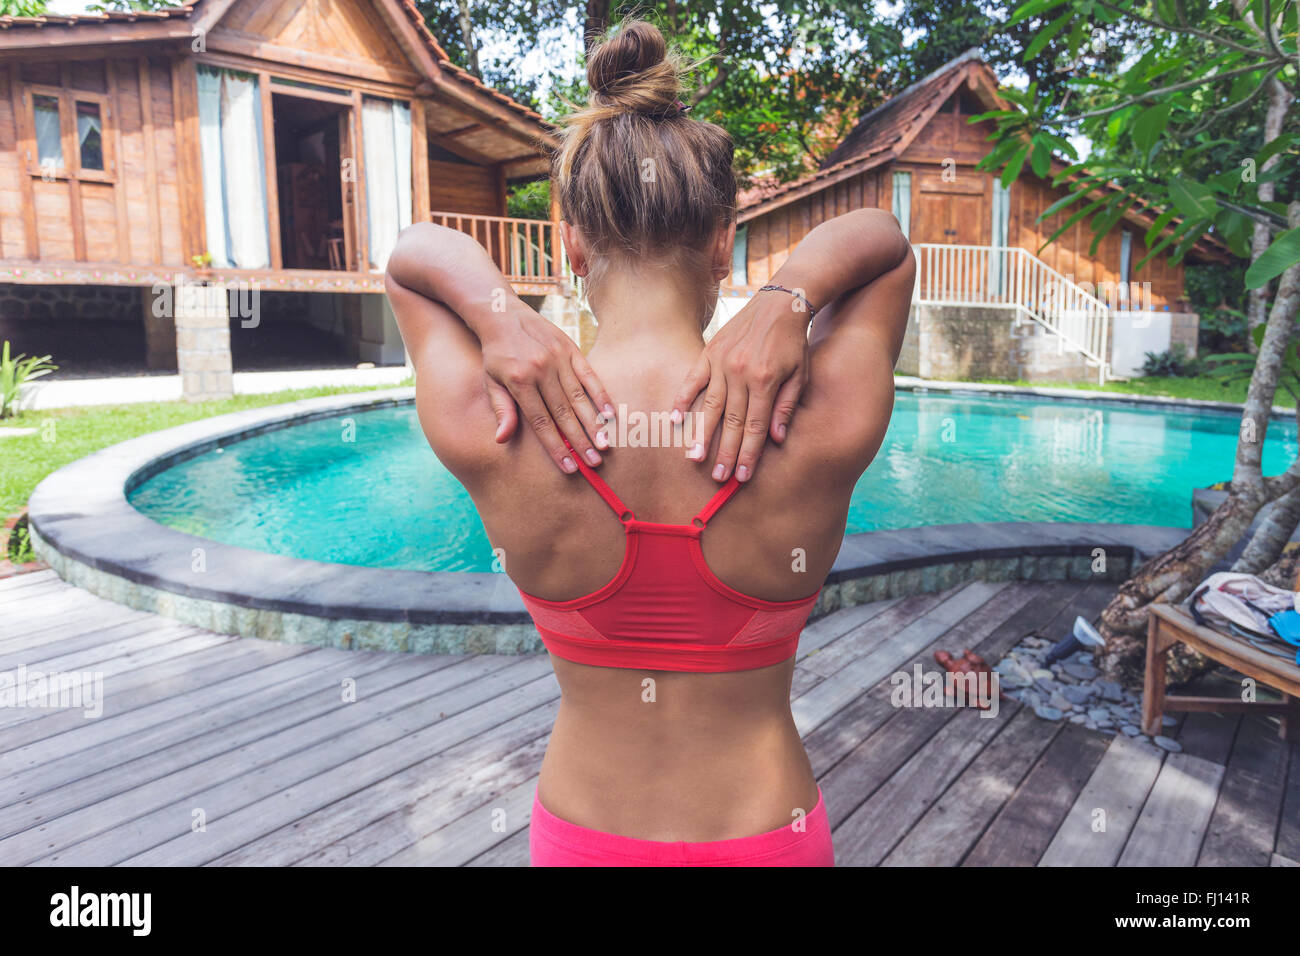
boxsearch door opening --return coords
[270,92,350,271]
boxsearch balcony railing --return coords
[429,211,568,287]
[912,243,1111,384]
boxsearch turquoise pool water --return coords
[128,392,1299,573]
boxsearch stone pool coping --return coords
[29,385,1198,655]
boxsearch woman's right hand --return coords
[478,304,615,474]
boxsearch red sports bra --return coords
[517,444,822,673]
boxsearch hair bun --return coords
[586,20,684,116]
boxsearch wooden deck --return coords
[2,569,1298,866]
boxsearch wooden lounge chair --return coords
[1144,597,1300,739]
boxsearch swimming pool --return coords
[127,391,1298,573]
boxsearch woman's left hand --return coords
[670,292,811,483]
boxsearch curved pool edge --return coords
[29,385,1193,655]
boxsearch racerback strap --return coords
[561,437,744,528]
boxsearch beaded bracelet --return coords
[757,284,817,319]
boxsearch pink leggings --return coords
[529,788,835,867]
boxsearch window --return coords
[33,94,62,170]
[731,224,748,286]
[26,87,112,181]
[76,101,103,171]
[891,171,911,239]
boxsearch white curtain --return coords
[362,97,412,270]
[197,67,270,269]
[33,96,63,168]
[891,171,911,240]
[989,179,1011,295]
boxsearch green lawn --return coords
[937,375,1296,408]
[0,381,411,522]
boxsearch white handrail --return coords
[912,243,1110,384]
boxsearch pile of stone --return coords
[994,634,1183,752]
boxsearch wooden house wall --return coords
[428,159,503,217]
[0,0,522,280]
[739,92,1192,307]
[1,55,190,270]
[741,169,888,286]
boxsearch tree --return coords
[978,0,1299,683]
[890,0,1136,98]
[418,1,900,185]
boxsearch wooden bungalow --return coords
[0,0,570,400]
[726,51,1233,383]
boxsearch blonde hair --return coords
[551,19,737,288]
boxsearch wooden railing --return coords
[429,211,568,285]
[912,243,1111,384]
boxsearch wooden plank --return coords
[258,71,282,270]
[106,60,131,262]
[0,569,59,593]
[792,580,1011,735]
[465,821,531,867]
[883,705,1061,866]
[1198,715,1290,866]
[798,590,950,676]
[1038,733,1165,867]
[291,707,554,867]
[1117,751,1225,867]
[7,63,39,258]
[796,596,904,658]
[0,615,190,671]
[59,64,87,262]
[4,648,406,801]
[169,56,203,264]
[377,738,549,866]
[137,57,163,265]
[351,88,369,270]
[831,702,1014,865]
[117,664,557,866]
[409,97,429,221]
[1276,740,1300,861]
[0,642,312,753]
[963,722,1110,866]
[3,654,526,862]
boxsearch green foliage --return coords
[6,514,33,565]
[416,1,899,184]
[507,179,552,220]
[1140,343,1203,377]
[978,0,1297,282]
[1185,261,1249,351]
[0,0,46,14]
[86,0,178,10]
[0,342,56,420]
[1204,323,1300,404]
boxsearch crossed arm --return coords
[384,209,913,480]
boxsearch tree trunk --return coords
[1097,201,1300,684]
[454,0,480,76]
[1244,76,1289,349]
[1234,481,1300,573]
[584,0,610,54]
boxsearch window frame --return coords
[24,83,115,184]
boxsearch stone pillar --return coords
[357,293,407,366]
[175,283,233,401]
[140,287,177,371]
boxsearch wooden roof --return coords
[738,51,1229,262]
[737,51,990,221]
[0,0,556,176]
